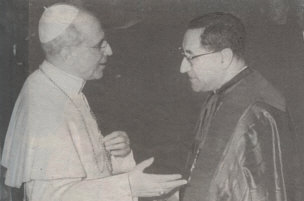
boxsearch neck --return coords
[46,56,81,79]
[221,58,246,88]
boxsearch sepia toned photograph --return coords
[1,0,304,200]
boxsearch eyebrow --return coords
[93,38,105,48]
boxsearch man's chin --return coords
[191,84,202,92]
[190,80,203,92]
[93,71,104,80]
[92,74,103,80]
[87,68,104,80]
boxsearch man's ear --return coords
[220,48,233,69]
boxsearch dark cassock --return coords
[181,67,303,201]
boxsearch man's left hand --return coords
[103,131,131,157]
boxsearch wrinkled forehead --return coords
[74,11,105,45]
[182,28,205,52]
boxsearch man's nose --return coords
[180,58,191,73]
[104,43,113,56]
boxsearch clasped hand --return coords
[103,132,187,197]
[103,131,131,157]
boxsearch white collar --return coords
[212,66,248,94]
[39,60,86,95]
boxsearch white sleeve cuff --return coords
[112,151,136,174]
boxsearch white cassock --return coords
[1,61,136,201]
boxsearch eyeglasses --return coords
[90,39,108,51]
[179,47,217,62]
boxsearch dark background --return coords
[1,0,304,199]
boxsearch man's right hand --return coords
[128,158,187,197]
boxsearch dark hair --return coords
[188,12,246,59]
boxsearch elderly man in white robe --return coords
[1,3,186,201]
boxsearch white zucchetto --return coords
[39,4,79,43]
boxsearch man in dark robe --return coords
[178,12,303,201]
